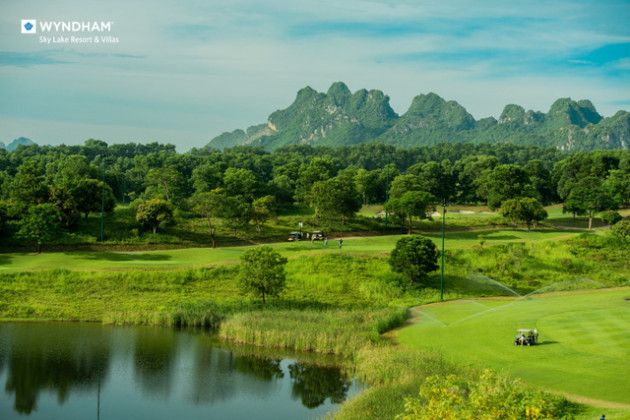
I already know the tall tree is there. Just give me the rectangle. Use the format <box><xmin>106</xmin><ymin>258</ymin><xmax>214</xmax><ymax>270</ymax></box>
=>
<box><xmin>9</xmin><ymin>160</ymin><xmax>48</xmax><ymax>215</ymax></box>
<box><xmin>145</xmin><ymin>166</ymin><xmax>184</xmax><ymax>202</ymax></box>
<box><xmin>221</xmin><ymin>195</ymin><xmax>251</xmax><ymax>236</ymax></box>
<box><xmin>49</xmin><ymin>185</ymin><xmax>80</xmax><ymax>228</ymax></box>
<box><xmin>189</xmin><ymin>189</ymin><xmax>227</xmax><ymax>248</ymax></box>
<box><xmin>18</xmin><ymin>203</ymin><xmax>61</xmax><ymax>253</ymax></box>
<box><xmin>251</xmin><ymin>195</ymin><xmax>276</xmax><ymax>233</ymax></box>
<box><xmin>389</xmin><ymin>236</ymin><xmax>439</xmax><ymax>287</ymax></box>
<box><xmin>74</xmin><ymin>179</ymin><xmax>116</xmax><ymax>219</ymax></box>
<box><xmin>295</xmin><ymin>157</ymin><xmax>336</xmax><ymax>204</ymax></box>
<box><xmin>0</xmin><ymin>201</ymin><xmax>7</xmax><ymax>237</ymax></box>
<box><xmin>389</xmin><ymin>174</ymin><xmax>422</xmax><ymax>200</ymax></box>
<box><xmin>386</xmin><ymin>191</ymin><xmax>436</xmax><ymax>234</ymax></box>
<box><xmin>604</xmin><ymin>169</ymin><xmax>630</xmax><ymax>208</ymax></box>
<box><xmin>524</xmin><ymin>160</ymin><xmax>556</xmax><ymax>204</ymax></box>
<box><xmin>191</xmin><ymin>161</ymin><xmax>226</xmax><ymax>193</ymax></box>
<box><xmin>223</xmin><ymin>167</ymin><xmax>262</xmax><ymax>202</ymax></box>
<box><xmin>485</xmin><ymin>164</ymin><xmax>535</xmax><ymax>210</ymax></box>
<box><xmin>355</xmin><ymin>169</ymin><xmax>373</xmax><ymax>206</ymax></box>
<box><xmin>238</xmin><ymin>246</ymin><xmax>287</xmax><ymax>304</ymax></box>
<box><xmin>564</xmin><ymin>176</ymin><xmax>616</xmax><ymax>230</ymax></box>
<box><xmin>309</xmin><ymin>176</ymin><xmax>361</xmax><ymax>226</ymax></box>
<box><xmin>334</xmin><ymin>169</ymin><xmax>362</xmax><ymax>224</ymax></box>
<box><xmin>501</xmin><ymin>197</ymin><xmax>548</xmax><ymax>230</ymax></box>
<box><xmin>415</xmin><ymin>161</ymin><xmax>457</xmax><ymax>205</ymax></box>
<box><xmin>136</xmin><ymin>199</ymin><xmax>174</xmax><ymax>234</ymax></box>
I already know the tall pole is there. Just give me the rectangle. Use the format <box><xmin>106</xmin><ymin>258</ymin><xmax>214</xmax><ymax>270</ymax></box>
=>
<box><xmin>440</xmin><ymin>202</ymin><xmax>446</xmax><ymax>300</ymax></box>
<box><xmin>101</xmin><ymin>156</ymin><xmax>106</xmax><ymax>243</ymax></box>
<box><xmin>384</xmin><ymin>154</ymin><xmax>390</xmax><ymax>229</ymax></box>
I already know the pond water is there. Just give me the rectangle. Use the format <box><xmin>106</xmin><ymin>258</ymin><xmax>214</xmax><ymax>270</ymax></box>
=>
<box><xmin>0</xmin><ymin>323</ymin><xmax>362</xmax><ymax>419</ymax></box>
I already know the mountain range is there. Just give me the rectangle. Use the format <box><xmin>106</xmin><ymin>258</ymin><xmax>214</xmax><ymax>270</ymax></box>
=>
<box><xmin>207</xmin><ymin>82</ymin><xmax>630</xmax><ymax>152</ymax></box>
<box><xmin>0</xmin><ymin>137</ymin><xmax>36</xmax><ymax>152</ymax></box>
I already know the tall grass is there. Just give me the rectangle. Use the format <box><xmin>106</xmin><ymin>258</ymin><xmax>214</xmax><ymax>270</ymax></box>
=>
<box><xmin>331</xmin><ymin>346</ymin><xmax>459</xmax><ymax>420</ymax></box>
<box><xmin>440</xmin><ymin>232</ymin><xmax>630</xmax><ymax>297</ymax></box>
<box><xmin>333</xmin><ymin>346</ymin><xmax>583</xmax><ymax>420</ymax></box>
<box><xmin>2</xmin><ymin>233</ymin><xmax>627</xmax><ymax>324</ymax></box>
<box><xmin>219</xmin><ymin>307</ymin><xmax>407</xmax><ymax>357</ymax></box>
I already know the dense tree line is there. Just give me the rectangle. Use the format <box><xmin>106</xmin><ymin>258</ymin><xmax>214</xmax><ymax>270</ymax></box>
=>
<box><xmin>0</xmin><ymin>140</ymin><xmax>628</xmax><ymax>247</ymax></box>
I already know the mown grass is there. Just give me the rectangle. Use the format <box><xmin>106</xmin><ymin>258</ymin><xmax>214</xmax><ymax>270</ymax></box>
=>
<box><xmin>2</xmin><ymin>230</ymin><xmax>629</xmax><ymax>418</ymax></box>
<box><xmin>396</xmin><ymin>289</ymin><xmax>630</xmax><ymax>405</ymax></box>
<box><xmin>0</xmin><ymin>228</ymin><xmax>585</xmax><ymax>272</ymax></box>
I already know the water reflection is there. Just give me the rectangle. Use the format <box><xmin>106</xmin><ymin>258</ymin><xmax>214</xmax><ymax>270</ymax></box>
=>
<box><xmin>0</xmin><ymin>323</ymin><xmax>359</xmax><ymax>419</ymax></box>
<box><xmin>289</xmin><ymin>363</ymin><xmax>352</xmax><ymax>409</ymax></box>
<box><xmin>2</xmin><ymin>323</ymin><xmax>109</xmax><ymax>415</ymax></box>
<box><xmin>133</xmin><ymin>327</ymin><xmax>178</xmax><ymax>397</ymax></box>
<box><xmin>237</xmin><ymin>356</ymin><xmax>284</xmax><ymax>381</ymax></box>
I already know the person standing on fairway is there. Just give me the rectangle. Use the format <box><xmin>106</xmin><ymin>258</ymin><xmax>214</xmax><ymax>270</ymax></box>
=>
<box><xmin>339</xmin><ymin>238</ymin><xmax>343</xmax><ymax>248</ymax></box>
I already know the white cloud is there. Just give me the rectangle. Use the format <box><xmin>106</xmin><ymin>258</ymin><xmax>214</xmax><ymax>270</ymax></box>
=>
<box><xmin>1</xmin><ymin>0</ymin><xmax>628</xmax><ymax>149</ymax></box>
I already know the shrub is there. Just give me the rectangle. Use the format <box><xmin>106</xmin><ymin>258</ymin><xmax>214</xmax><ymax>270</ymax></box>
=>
<box><xmin>600</xmin><ymin>210</ymin><xmax>622</xmax><ymax>226</ymax></box>
<box><xmin>612</xmin><ymin>219</ymin><xmax>630</xmax><ymax>241</ymax></box>
<box><xmin>399</xmin><ymin>370</ymin><xmax>580</xmax><ymax>419</ymax></box>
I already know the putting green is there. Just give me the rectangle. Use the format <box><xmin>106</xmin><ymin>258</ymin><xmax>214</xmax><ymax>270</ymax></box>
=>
<box><xmin>396</xmin><ymin>288</ymin><xmax>630</xmax><ymax>405</ymax></box>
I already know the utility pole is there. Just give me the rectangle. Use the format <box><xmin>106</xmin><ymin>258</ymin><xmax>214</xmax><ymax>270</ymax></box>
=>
<box><xmin>100</xmin><ymin>153</ymin><xmax>110</xmax><ymax>243</ymax></box>
<box><xmin>384</xmin><ymin>154</ymin><xmax>390</xmax><ymax>229</ymax></box>
<box><xmin>440</xmin><ymin>201</ymin><xmax>446</xmax><ymax>300</ymax></box>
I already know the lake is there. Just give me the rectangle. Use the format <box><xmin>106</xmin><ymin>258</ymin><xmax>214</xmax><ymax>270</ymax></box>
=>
<box><xmin>0</xmin><ymin>323</ymin><xmax>362</xmax><ymax>419</ymax></box>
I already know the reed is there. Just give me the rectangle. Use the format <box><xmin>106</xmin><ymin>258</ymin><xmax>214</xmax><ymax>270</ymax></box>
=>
<box><xmin>219</xmin><ymin>307</ymin><xmax>407</xmax><ymax>357</ymax></box>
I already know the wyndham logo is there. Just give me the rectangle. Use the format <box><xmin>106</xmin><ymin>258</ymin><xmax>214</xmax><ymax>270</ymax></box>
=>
<box><xmin>20</xmin><ymin>20</ymin><xmax>114</xmax><ymax>34</ymax></box>
<box><xmin>21</xmin><ymin>19</ymin><xmax>37</xmax><ymax>34</ymax></box>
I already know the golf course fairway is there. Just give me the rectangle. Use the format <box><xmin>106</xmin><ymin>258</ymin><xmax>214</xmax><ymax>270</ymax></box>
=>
<box><xmin>396</xmin><ymin>288</ymin><xmax>630</xmax><ymax>405</ymax></box>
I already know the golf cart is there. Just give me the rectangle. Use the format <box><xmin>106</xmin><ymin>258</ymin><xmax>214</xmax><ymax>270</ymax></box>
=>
<box><xmin>311</xmin><ymin>231</ymin><xmax>325</xmax><ymax>240</ymax></box>
<box><xmin>288</xmin><ymin>231</ymin><xmax>303</xmax><ymax>241</ymax></box>
<box><xmin>514</xmin><ymin>329</ymin><xmax>538</xmax><ymax>346</ymax></box>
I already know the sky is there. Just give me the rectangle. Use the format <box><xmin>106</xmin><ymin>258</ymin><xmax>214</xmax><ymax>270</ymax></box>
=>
<box><xmin>1</xmin><ymin>0</ymin><xmax>629</xmax><ymax>152</ymax></box>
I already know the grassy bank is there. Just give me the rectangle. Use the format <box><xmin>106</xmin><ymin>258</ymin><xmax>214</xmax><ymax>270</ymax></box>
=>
<box><xmin>2</xmin><ymin>231</ymin><xmax>628</xmax><ymax>418</ymax></box>
<box><xmin>333</xmin><ymin>345</ymin><xmax>585</xmax><ymax>419</ymax></box>
<box><xmin>4</xmin><ymin>233</ymin><xmax>626</xmax><ymax>323</ymax></box>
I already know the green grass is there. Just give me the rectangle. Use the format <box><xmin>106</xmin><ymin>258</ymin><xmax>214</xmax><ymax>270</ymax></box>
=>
<box><xmin>0</xmin><ymin>228</ymin><xmax>585</xmax><ymax>272</ymax></box>
<box><xmin>6</xmin><ymin>203</ymin><xmax>613</xmax><ymax>250</ymax></box>
<box><xmin>2</xmin><ymin>228</ymin><xmax>629</xmax><ymax>418</ymax></box>
<box><xmin>396</xmin><ymin>288</ymin><xmax>630</xmax><ymax>405</ymax></box>
<box><xmin>219</xmin><ymin>307</ymin><xmax>407</xmax><ymax>356</ymax></box>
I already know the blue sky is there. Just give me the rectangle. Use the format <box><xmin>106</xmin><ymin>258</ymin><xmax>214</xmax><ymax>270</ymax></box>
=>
<box><xmin>0</xmin><ymin>0</ymin><xmax>629</xmax><ymax>151</ymax></box>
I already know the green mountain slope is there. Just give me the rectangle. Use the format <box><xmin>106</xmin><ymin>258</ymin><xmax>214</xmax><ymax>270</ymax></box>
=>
<box><xmin>1</xmin><ymin>137</ymin><xmax>36</xmax><ymax>152</ymax></box>
<box><xmin>207</xmin><ymin>83</ymin><xmax>630</xmax><ymax>151</ymax></box>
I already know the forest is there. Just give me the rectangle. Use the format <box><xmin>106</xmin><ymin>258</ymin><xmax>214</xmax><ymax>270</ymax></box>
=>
<box><xmin>0</xmin><ymin>139</ymin><xmax>629</xmax><ymax>249</ymax></box>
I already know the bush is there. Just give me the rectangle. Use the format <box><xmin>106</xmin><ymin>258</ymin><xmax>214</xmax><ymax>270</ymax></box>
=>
<box><xmin>612</xmin><ymin>219</ymin><xmax>630</xmax><ymax>240</ymax></box>
<box><xmin>399</xmin><ymin>370</ymin><xmax>580</xmax><ymax>419</ymax></box>
<box><xmin>600</xmin><ymin>210</ymin><xmax>622</xmax><ymax>226</ymax></box>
